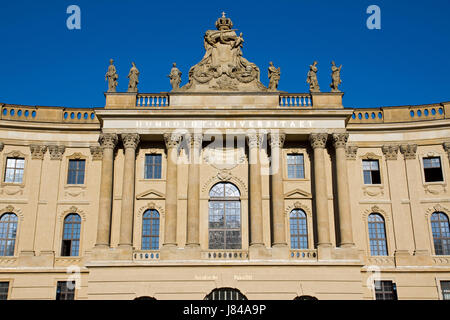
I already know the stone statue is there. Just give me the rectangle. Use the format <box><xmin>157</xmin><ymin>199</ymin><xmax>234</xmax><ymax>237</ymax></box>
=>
<box><xmin>307</xmin><ymin>61</ymin><xmax>320</xmax><ymax>93</ymax></box>
<box><xmin>268</xmin><ymin>62</ymin><xmax>281</xmax><ymax>91</ymax></box>
<box><xmin>168</xmin><ymin>63</ymin><xmax>182</xmax><ymax>91</ymax></box>
<box><xmin>105</xmin><ymin>59</ymin><xmax>118</xmax><ymax>92</ymax></box>
<box><xmin>330</xmin><ymin>61</ymin><xmax>342</xmax><ymax>92</ymax></box>
<box><xmin>127</xmin><ymin>62</ymin><xmax>140</xmax><ymax>93</ymax></box>
<box><xmin>181</xmin><ymin>13</ymin><xmax>267</xmax><ymax>92</ymax></box>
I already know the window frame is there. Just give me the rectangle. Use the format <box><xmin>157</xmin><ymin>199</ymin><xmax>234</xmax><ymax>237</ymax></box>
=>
<box><xmin>420</xmin><ymin>154</ymin><xmax>446</xmax><ymax>186</ymax></box>
<box><xmin>286</xmin><ymin>153</ymin><xmax>305</xmax><ymax>180</ymax></box>
<box><xmin>141</xmin><ymin>209</ymin><xmax>160</xmax><ymax>250</ymax></box>
<box><xmin>374</xmin><ymin>280</ymin><xmax>398</xmax><ymax>300</ymax></box>
<box><xmin>60</xmin><ymin>213</ymin><xmax>82</xmax><ymax>257</ymax></box>
<box><xmin>422</xmin><ymin>156</ymin><xmax>444</xmax><ymax>183</ymax></box>
<box><xmin>430</xmin><ymin>212</ymin><xmax>450</xmax><ymax>256</ymax></box>
<box><xmin>289</xmin><ymin>209</ymin><xmax>309</xmax><ymax>250</ymax></box>
<box><xmin>283</xmin><ymin>149</ymin><xmax>310</xmax><ymax>181</ymax></box>
<box><xmin>0</xmin><ymin>213</ymin><xmax>19</xmax><ymax>257</ymax></box>
<box><xmin>66</xmin><ymin>159</ymin><xmax>86</xmax><ymax>185</ymax></box>
<box><xmin>367</xmin><ymin>213</ymin><xmax>389</xmax><ymax>256</ymax></box>
<box><xmin>362</xmin><ymin>159</ymin><xmax>382</xmax><ymax>185</ymax></box>
<box><xmin>0</xmin><ymin>281</ymin><xmax>10</xmax><ymax>300</ymax></box>
<box><xmin>144</xmin><ymin>153</ymin><xmax>163</xmax><ymax>180</ymax></box>
<box><xmin>1</xmin><ymin>150</ymin><xmax>28</xmax><ymax>187</ymax></box>
<box><xmin>55</xmin><ymin>281</ymin><xmax>76</xmax><ymax>300</ymax></box>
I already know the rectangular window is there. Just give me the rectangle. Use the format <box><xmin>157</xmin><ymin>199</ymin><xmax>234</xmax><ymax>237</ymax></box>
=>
<box><xmin>0</xmin><ymin>282</ymin><xmax>9</xmax><ymax>300</ymax></box>
<box><xmin>287</xmin><ymin>154</ymin><xmax>305</xmax><ymax>179</ymax></box>
<box><xmin>363</xmin><ymin>160</ymin><xmax>381</xmax><ymax>184</ymax></box>
<box><xmin>441</xmin><ymin>281</ymin><xmax>450</xmax><ymax>300</ymax></box>
<box><xmin>374</xmin><ymin>281</ymin><xmax>397</xmax><ymax>300</ymax></box>
<box><xmin>4</xmin><ymin>157</ymin><xmax>25</xmax><ymax>184</ymax></box>
<box><xmin>423</xmin><ymin>157</ymin><xmax>444</xmax><ymax>182</ymax></box>
<box><xmin>67</xmin><ymin>159</ymin><xmax>85</xmax><ymax>185</ymax></box>
<box><xmin>144</xmin><ymin>154</ymin><xmax>162</xmax><ymax>179</ymax></box>
<box><xmin>56</xmin><ymin>281</ymin><xmax>75</xmax><ymax>300</ymax></box>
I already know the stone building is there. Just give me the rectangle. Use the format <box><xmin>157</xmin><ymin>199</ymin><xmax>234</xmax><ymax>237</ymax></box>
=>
<box><xmin>0</xmin><ymin>14</ymin><xmax>449</xmax><ymax>300</ymax></box>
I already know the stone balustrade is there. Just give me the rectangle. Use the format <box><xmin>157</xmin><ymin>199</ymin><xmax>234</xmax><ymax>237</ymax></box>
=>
<box><xmin>136</xmin><ymin>94</ymin><xmax>170</xmax><ymax>107</ymax></box>
<box><xmin>133</xmin><ymin>250</ymin><xmax>160</xmax><ymax>261</ymax></box>
<box><xmin>202</xmin><ymin>250</ymin><xmax>248</xmax><ymax>260</ymax></box>
<box><xmin>289</xmin><ymin>249</ymin><xmax>318</xmax><ymax>260</ymax></box>
<box><xmin>279</xmin><ymin>93</ymin><xmax>312</xmax><ymax>107</ymax></box>
<box><xmin>350</xmin><ymin>103</ymin><xmax>449</xmax><ymax>124</ymax></box>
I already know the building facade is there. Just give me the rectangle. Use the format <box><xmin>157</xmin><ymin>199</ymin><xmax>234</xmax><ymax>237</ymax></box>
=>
<box><xmin>0</xmin><ymin>14</ymin><xmax>450</xmax><ymax>300</ymax></box>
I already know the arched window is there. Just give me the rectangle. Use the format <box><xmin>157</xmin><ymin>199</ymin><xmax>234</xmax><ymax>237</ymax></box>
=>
<box><xmin>142</xmin><ymin>209</ymin><xmax>160</xmax><ymax>250</ymax></box>
<box><xmin>431</xmin><ymin>212</ymin><xmax>450</xmax><ymax>255</ymax></box>
<box><xmin>368</xmin><ymin>213</ymin><xmax>388</xmax><ymax>256</ymax></box>
<box><xmin>294</xmin><ymin>295</ymin><xmax>318</xmax><ymax>300</ymax></box>
<box><xmin>290</xmin><ymin>209</ymin><xmax>308</xmax><ymax>249</ymax></box>
<box><xmin>208</xmin><ymin>182</ymin><xmax>241</xmax><ymax>249</ymax></box>
<box><xmin>0</xmin><ymin>213</ymin><xmax>18</xmax><ymax>256</ymax></box>
<box><xmin>204</xmin><ymin>288</ymin><xmax>247</xmax><ymax>300</ymax></box>
<box><xmin>61</xmin><ymin>214</ymin><xmax>81</xmax><ymax>256</ymax></box>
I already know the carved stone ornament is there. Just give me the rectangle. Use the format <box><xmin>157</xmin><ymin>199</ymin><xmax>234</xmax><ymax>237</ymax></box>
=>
<box><xmin>30</xmin><ymin>144</ymin><xmax>47</xmax><ymax>160</ymax></box>
<box><xmin>164</xmin><ymin>132</ymin><xmax>182</xmax><ymax>149</ymax></box>
<box><xmin>381</xmin><ymin>145</ymin><xmax>399</xmax><ymax>160</ymax></box>
<box><xmin>180</xmin><ymin>12</ymin><xmax>267</xmax><ymax>92</ymax></box>
<box><xmin>269</xmin><ymin>133</ymin><xmax>285</xmax><ymax>149</ymax></box>
<box><xmin>168</xmin><ymin>63</ymin><xmax>182</xmax><ymax>91</ymax></box>
<box><xmin>121</xmin><ymin>133</ymin><xmax>140</xmax><ymax>150</ymax></box>
<box><xmin>268</xmin><ymin>62</ymin><xmax>281</xmax><ymax>92</ymax></box>
<box><xmin>98</xmin><ymin>133</ymin><xmax>118</xmax><ymax>149</ymax></box>
<box><xmin>90</xmin><ymin>146</ymin><xmax>103</xmax><ymax>161</ymax></box>
<box><xmin>332</xmin><ymin>133</ymin><xmax>349</xmax><ymax>149</ymax></box>
<box><xmin>127</xmin><ymin>62</ymin><xmax>140</xmax><ymax>93</ymax></box>
<box><xmin>399</xmin><ymin>144</ymin><xmax>418</xmax><ymax>160</ymax></box>
<box><xmin>48</xmin><ymin>145</ymin><xmax>65</xmax><ymax>160</ymax></box>
<box><xmin>247</xmin><ymin>133</ymin><xmax>263</xmax><ymax>149</ymax></box>
<box><xmin>105</xmin><ymin>59</ymin><xmax>118</xmax><ymax>93</ymax></box>
<box><xmin>309</xmin><ymin>133</ymin><xmax>328</xmax><ymax>149</ymax></box>
<box><xmin>187</xmin><ymin>133</ymin><xmax>203</xmax><ymax>149</ymax></box>
<box><xmin>443</xmin><ymin>142</ymin><xmax>450</xmax><ymax>161</ymax></box>
<box><xmin>346</xmin><ymin>145</ymin><xmax>358</xmax><ymax>160</ymax></box>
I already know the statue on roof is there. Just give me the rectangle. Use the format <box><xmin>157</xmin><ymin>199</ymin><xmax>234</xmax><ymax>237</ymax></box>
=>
<box><xmin>105</xmin><ymin>59</ymin><xmax>118</xmax><ymax>92</ymax></box>
<box><xmin>168</xmin><ymin>63</ymin><xmax>182</xmax><ymax>91</ymax></box>
<box><xmin>330</xmin><ymin>61</ymin><xmax>342</xmax><ymax>92</ymax></box>
<box><xmin>307</xmin><ymin>61</ymin><xmax>320</xmax><ymax>93</ymax></box>
<box><xmin>181</xmin><ymin>13</ymin><xmax>267</xmax><ymax>92</ymax></box>
<box><xmin>268</xmin><ymin>62</ymin><xmax>281</xmax><ymax>91</ymax></box>
<box><xmin>127</xmin><ymin>62</ymin><xmax>140</xmax><ymax>93</ymax></box>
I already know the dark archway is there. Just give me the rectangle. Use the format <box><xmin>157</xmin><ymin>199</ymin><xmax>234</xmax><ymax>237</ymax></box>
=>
<box><xmin>204</xmin><ymin>288</ymin><xmax>247</xmax><ymax>300</ymax></box>
<box><xmin>294</xmin><ymin>295</ymin><xmax>318</xmax><ymax>300</ymax></box>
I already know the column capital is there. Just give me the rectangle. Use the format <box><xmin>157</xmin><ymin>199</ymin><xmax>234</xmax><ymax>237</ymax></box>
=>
<box><xmin>90</xmin><ymin>146</ymin><xmax>104</xmax><ymax>161</ymax></box>
<box><xmin>48</xmin><ymin>145</ymin><xmax>65</xmax><ymax>160</ymax></box>
<box><xmin>121</xmin><ymin>133</ymin><xmax>140</xmax><ymax>150</ymax></box>
<box><xmin>30</xmin><ymin>144</ymin><xmax>47</xmax><ymax>160</ymax></box>
<box><xmin>332</xmin><ymin>133</ymin><xmax>349</xmax><ymax>149</ymax></box>
<box><xmin>98</xmin><ymin>133</ymin><xmax>118</xmax><ymax>149</ymax></box>
<box><xmin>187</xmin><ymin>133</ymin><xmax>203</xmax><ymax>149</ymax></box>
<box><xmin>164</xmin><ymin>132</ymin><xmax>182</xmax><ymax>149</ymax></box>
<box><xmin>309</xmin><ymin>133</ymin><xmax>328</xmax><ymax>149</ymax></box>
<box><xmin>382</xmin><ymin>144</ymin><xmax>399</xmax><ymax>160</ymax></box>
<box><xmin>346</xmin><ymin>145</ymin><xmax>358</xmax><ymax>160</ymax></box>
<box><xmin>247</xmin><ymin>133</ymin><xmax>263</xmax><ymax>149</ymax></box>
<box><xmin>269</xmin><ymin>133</ymin><xmax>285</xmax><ymax>149</ymax></box>
<box><xmin>399</xmin><ymin>144</ymin><xmax>418</xmax><ymax>160</ymax></box>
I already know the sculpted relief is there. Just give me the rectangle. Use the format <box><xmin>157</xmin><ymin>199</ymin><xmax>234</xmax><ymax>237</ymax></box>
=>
<box><xmin>180</xmin><ymin>13</ymin><xmax>268</xmax><ymax>92</ymax></box>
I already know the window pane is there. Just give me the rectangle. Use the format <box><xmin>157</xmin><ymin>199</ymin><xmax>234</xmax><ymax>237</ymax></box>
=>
<box><xmin>145</xmin><ymin>154</ymin><xmax>162</xmax><ymax>179</ymax></box>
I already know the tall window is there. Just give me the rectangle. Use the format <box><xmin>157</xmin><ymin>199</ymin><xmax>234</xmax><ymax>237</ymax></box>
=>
<box><xmin>368</xmin><ymin>213</ymin><xmax>388</xmax><ymax>256</ymax></box>
<box><xmin>204</xmin><ymin>288</ymin><xmax>247</xmax><ymax>300</ymax></box>
<box><xmin>0</xmin><ymin>213</ymin><xmax>18</xmax><ymax>256</ymax></box>
<box><xmin>290</xmin><ymin>209</ymin><xmax>308</xmax><ymax>249</ymax></box>
<box><xmin>287</xmin><ymin>154</ymin><xmax>305</xmax><ymax>179</ymax></box>
<box><xmin>374</xmin><ymin>281</ymin><xmax>397</xmax><ymax>300</ymax></box>
<box><xmin>0</xmin><ymin>282</ymin><xmax>9</xmax><ymax>300</ymax></box>
<box><xmin>67</xmin><ymin>159</ymin><xmax>85</xmax><ymax>185</ymax></box>
<box><xmin>431</xmin><ymin>212</ymin><xmax>450</xmax><ymax>255</ymax></box>
<box><xmin>423</xmin><ymin>157</ymin><xmax>444</xmax><ymax>182</ymax></box>
<box><xmin>363</xmin><ymin>160</ymin><xmax>381</xmax><ymax>184</ymax></box>
<box><xmin>142</xmin><ymin>209</ymin><xmax>160</xmax><ymax>250</ymax></box>
<box><xmin>56</xmin><ymin>281</ymin><xmax>75</xmax><ymax>300</ymax></box>
<box><xmin>208</xmin><ymin>182</ymin><xmax>241</xmax><ymax>249</ymax></box>
<box><xmin>61</xmin><ymin>214</ymin><xmax>81</xmax><ymax>256</ymax></box>
<box><xmin>144</xmin><ymin>154</ymin><xmax>162</xmax><ymax>179</ymax></box>
<box><xmin>441</xmin><ymin>281</ymin><xmax>450</xmax><ymax>300</ymax></box>
<box><xmin>4</xmin><ymin>157</ymin><xmax>25</xmax><ymax>184</ymax></box>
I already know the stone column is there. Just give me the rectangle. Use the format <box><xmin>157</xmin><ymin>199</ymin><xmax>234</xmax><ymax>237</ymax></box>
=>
<box><xmin>309</xmin><ymin>133</ymin><xmax>332</xmax><ymax>249</ymax></box>
<box><xmin>118</xmin><ymin>133</ymin><xmax>140</xmax><ymax>248</ymax></box>
<box><xmin>163</xmin><ymin>133</ymin><xmax>181</xmax><ymax>247</ymax></box>
<box><xmin>332</xmin><ymin>133</ymin><xmax>354</xmax><ymax>247</ymax></box>
<box><xmin>95</xmin><ymin>134</ymin><xmax>118</xmax><ymax>247</ymax></box>
<box><xmin>248</xmin><ymin>133</ymin><xmax>264</xmax><ymax>247</ymax></box>
<box><xmin>269</xmin><ymin>133</ymin><xmax>287</xmax><ymax>247</ymax></box>
<box><xmin>186</xmin><ymin>133</ymin><xmax>202</xmax><ymax>247</ymax></box>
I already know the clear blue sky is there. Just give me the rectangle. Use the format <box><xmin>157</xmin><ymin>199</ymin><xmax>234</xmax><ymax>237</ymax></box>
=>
<box><xmin>0</xmin><ymin>0</ymin><xmax>449</xmax><ymax>109</ymax></box>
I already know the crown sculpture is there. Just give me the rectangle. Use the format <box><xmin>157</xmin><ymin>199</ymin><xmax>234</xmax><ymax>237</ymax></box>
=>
<box><xmin>178</xmin><ymin>13</ymin><xmax>271</xmax><ymax>92</ymax></box>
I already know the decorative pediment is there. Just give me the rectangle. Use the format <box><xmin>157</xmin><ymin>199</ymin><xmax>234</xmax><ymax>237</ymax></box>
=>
<box><xmin>136</xmin><ymin>189</ymin><xmax>165</xmax><ymax>200</ymax></box>
<box><xmin>284</xmin><ymin>188</ymin><xmax>312</xmax><ymax>199</ymax></box>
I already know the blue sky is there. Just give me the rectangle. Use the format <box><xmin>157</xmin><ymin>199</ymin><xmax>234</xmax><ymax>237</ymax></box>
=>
<box><xmin>0</xmin><ymin>0</ymin><xmax>449</xmax><ymax>109</ymax></box>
